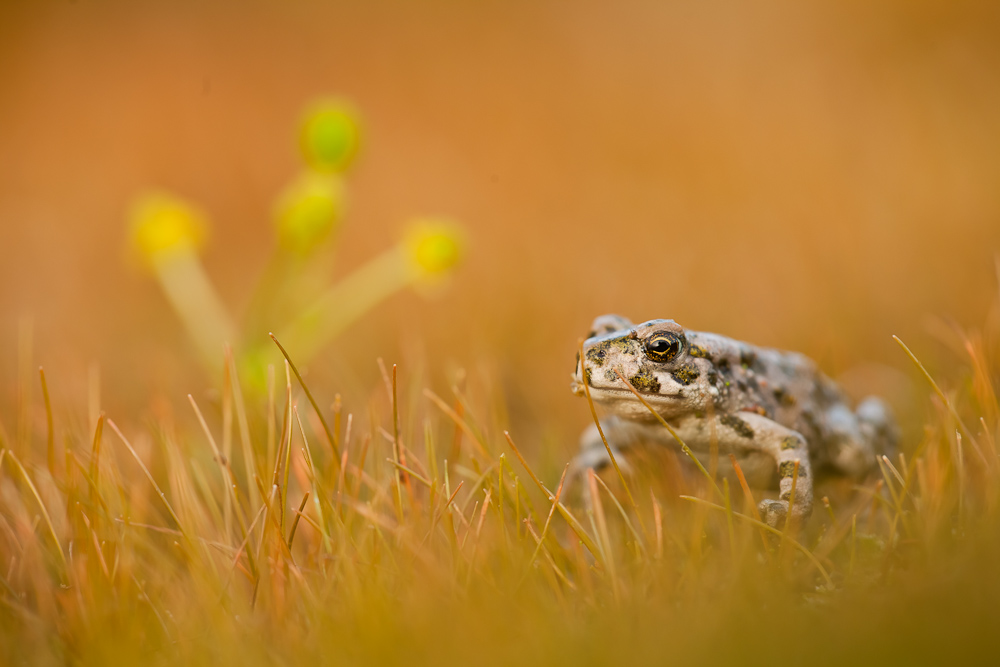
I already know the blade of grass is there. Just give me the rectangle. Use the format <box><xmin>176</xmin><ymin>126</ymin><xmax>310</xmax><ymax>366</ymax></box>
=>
<box><xmin>386</xmin><ymin>459</ymin><xmax>432</xmax><ymax>488</ymax></box>
<box><xmin>503</xmin><ymin>430</ymin><xmax>601</xmax><ymax>559</ymax></box>
<box><xmin>225</xmin><ymin>347</ymin><xmax>258</xmax><ymax>511</ymax></box>
<box><xmin>287</xmin><ymin>492</ymin><xmax>310</xmax><ymax>549</ymax></box>
<box><xmin>38</xmin><ymin>368</ymin><xmax>55</xmax><ymax>478</ymax></box>
<box><xmin>680</xmin><ymin>495</ymin><xmax>833</xmax><ymax>586</ymax></box>
<box><xmin>107</xmin><ymin>419</ymin><xmax>187</xmax><ymax>538</ymax></box>
<box><xmin>894</xmin><ymin>335</ymin><xmax>990</xmax><ymax>468</ymax></box>
<box><xmin>729</xmin><ymin>453</ymin><xmax>772</xmax><ymax>561</ymax></box>
<box><xmin>89</xmin><ymin>412</ymin><xmax>105</xmax><ymax>491</ymax></box>
<box><xmin>578</xmin><ymin>340</ymin><xmax>647</xmax><ymax>541</ymax></box>
<box><xmin>591</xmin><ymin>472</ymin><xmax>647</xmax><ymax>557</ymax></box>
<box><xmin>281</xmin><ymin>362</ymin><xmax>294</xmax><ymax>529</ymax></box>
<box><xmin>188</xmin><ymin>395</ymin><xmax>232</xmax><ymax>530</ymax></box>
<box><xmin>270</xmin><ymin>333</ymin><xmax>339</xmax><ymax>463</ymax></box>
<box><xmin>294</xmin><ymin>406</ymin><xmax>333</xmax><ymax>554</ymax></box>
<box><xmin>424</xmin><ymin>389</ymin><xmax>491</xmax><ymax>459</ymax></box>
<box><xmin>6</xmin><ymin>451</ymin><xmax>67</xmax><ymax>574</ymax></box>
<box><xmin>523</xmin><ymin>518</ymin><xmax>577</xmax><ymax>592</ymax></box>
<box><xmin>520</xmin><ymin>463</ymin><xmax>569</xmax><ymax>586</ymax></box>
<box><xmin>611</xmin><ymin>367</ymin><xmax>723</xmax><ymax>501</ymax></box>
<box><xmin>588</xmin><ymin>469</ymin><xmax>620</xmax><ymax>603</ymax></box>
<box><xmin>390</xmin><ymin>364</ymin><xmax>408</xmax><ymax>518</ymax></box>
<box><xmin>778</xmin><ymin>460</ymin><xmax>800</xmax><ymax>560</ymax></box>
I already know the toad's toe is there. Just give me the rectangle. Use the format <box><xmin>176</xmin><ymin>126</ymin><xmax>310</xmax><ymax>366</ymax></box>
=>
<box><xmin>758</xmin><ymin>499</ymin><xmax>788</xmax><ymax>529</ymax></box>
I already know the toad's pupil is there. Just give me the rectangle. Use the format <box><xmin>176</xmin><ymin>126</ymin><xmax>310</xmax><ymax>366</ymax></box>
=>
<box><xmin>652</xmin><ymin>340</ymin><xmax>669</xmax><ymax>352</ymax></box>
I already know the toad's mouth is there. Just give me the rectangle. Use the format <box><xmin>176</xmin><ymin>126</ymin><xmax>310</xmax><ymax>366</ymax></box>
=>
<box><xmin>570</xmin><ymin>379</ymin><xmax>673</xmax><ymax>401</ymax></box>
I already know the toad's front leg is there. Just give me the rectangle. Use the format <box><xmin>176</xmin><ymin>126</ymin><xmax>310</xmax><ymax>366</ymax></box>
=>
<box><xmin>671</xmin><ymin>411</ymin><xmax>814</xmax><ymax>528</ymax></box>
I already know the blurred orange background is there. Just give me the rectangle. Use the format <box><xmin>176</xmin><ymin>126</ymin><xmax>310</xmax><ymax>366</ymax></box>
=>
<box><xmin>1</xmin><ymin>0</ymin><xmax>998</xmax><ymax>452</ymax></box>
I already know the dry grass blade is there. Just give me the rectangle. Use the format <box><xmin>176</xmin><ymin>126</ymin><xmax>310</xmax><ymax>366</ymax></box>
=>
<box><xmin>590</xmin><ymin>472</ymin><xmax>646</xmax><ymax>556</ymax></box>
<box><xmin>680</xmin><ymin>495</ymin><xmax>833</xmax><ymax>586</ymax></box>
<box><xmin>893</xmin><ymin>335</ymin><xmax>990</xmax><ymax>468</ymax></box>
<box><xmin>424</xmin><ymin>389</ymin><xmax>491</xmax><ymax>459</ymax></box>
<box><xmin>611</xmin><ymin>367</ymin><xmax>724</xmax><ymax>501</ymax></box>
<box><xmin>107</xmin><ymin>419</ymin><xmax>187</xmax><ymax>538</ymax></box>
<box><xmin>579</xmin><ymin>339</ymin><xmax>647</xmax><ymax>540</ymax></box>
<box><xmin>465</xmin><ymin>489</ymin><xmax>492</xmax><ymax>587</ymax></box>
<box><xmin>225</xmin><ymin>346</ymin><xmax>258</xmax><ymax>508</ymax></box>
<box><xmin>39</xmin><ymin>367</ymin><xmax>55</xmax><ymax>477</ymax></box>
<box><xmin>89</xmin><ymin>412</ymin><xmax>105</xmax><ymax>487</ymax></box>
<box><xmin>269</xmin><ymin>332</ymin><xmax>340</xmax><ymax>463</ymax></box>
<box><xmin>293</xmin><ymin>406</ymin><xmax>333</xmax><ymax>553</ymax></box>
<box><xmin>287</xmin><ymin>492</ymin><xmax>310</xmax><ymax>549</ymax></box>
<box><xmin>6</xmin><ymin>450</ymin><xmax>67</xmax><ymax>573</ymax></box>
<box><xmin>389</xmin><ymin>364</ymin><xmax>407</xmax><ymax>518</ymax></box>
<box><xmin>729</xmin><ymin>453</ymin><xmax>772</xmax><ymax>560</ymax></box>
<box><xmin>189</xmin><ymin>393</ymin><xmax>251</xmax><ymax>547</ymax></box>
<box><xmin>523</xmin><ymin>519</ymin><xmax>577</xmax><ymax>592</ymax></box>
<box><xmin>503</xmin><ymin>430</ymin><xmax>601</xmax><ymax>558</ymax></box>
<box><xmin>521</xmin><ymin>463</ymin><xmax>569</xmax><ymax>585</ymax></box>
<box><xmin>588</xmin><ymin>469</ymin><xmax>620</xmax><ymax>602</ymax></box>
<box><xmin>386</xmin><ymin>459</ymin><xmax>432</xmax><ymax>488</ymax></box>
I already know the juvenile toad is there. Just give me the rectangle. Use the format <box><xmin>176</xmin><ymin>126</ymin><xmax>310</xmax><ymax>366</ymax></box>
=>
<box><xmin>570</xmin><ymin>315</ymin><xmax>897</xmax><ymax>526</ymax></box>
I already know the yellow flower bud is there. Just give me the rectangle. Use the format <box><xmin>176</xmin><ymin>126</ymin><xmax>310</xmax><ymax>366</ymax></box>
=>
<box><xmin>128</xmin><ymin>192</ymin><xmax>208</xmax><ymax>268</ymax></box>
<box><xmin>274</xmin><ymin>173</ymin><xmax>346</xmax><ymax>255</ymax></box>
<box><xmin>402</xmin><ymin>218</ymin><xmax>466</xmax><ymax>278</ymax></box>
<box><xmin>299</xmin><ymin>101</ymin><xmax>362</xmax><ymax>173</ymax></box>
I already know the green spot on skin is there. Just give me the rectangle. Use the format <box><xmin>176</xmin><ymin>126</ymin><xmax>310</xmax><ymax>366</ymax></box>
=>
<box><xmin>586</xmin><ymin>347</ymin><xmax>608</xmax><ymax>367</ymax></box>
<box><xmin>778</xmin><ymin>461</ymin><xmax>805</xmax><ymax>478</ymax></box>
<box><xmin>780</xmin><ymin>435</ymin><xmax>801</xmax><ymax>450</ymax></box>
<box><xmin>629</xmin><ymin>367</ymin><xmax>661</xmax><ymax>393</ymax></box>
<box><xmin>670</xmin><ymin>363</ymin><xmax>700</xmax><ymax>386</ymax></box>
<box><xmin>688</xmin><ymin>344</ymin><xmax>710</xmax><ymax>359</ymax></box>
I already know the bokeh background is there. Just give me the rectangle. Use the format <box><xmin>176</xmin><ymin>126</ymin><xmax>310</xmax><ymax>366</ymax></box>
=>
<box><xmin>2</xmin><ymin>0</ymin><xmax>999</xmax><ymax>454</ymax></box>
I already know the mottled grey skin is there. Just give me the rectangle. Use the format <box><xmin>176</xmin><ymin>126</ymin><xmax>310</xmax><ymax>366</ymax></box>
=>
<box><xmin>571</xmin><ymin>315</ymin><xmax>897</xmax><ymax>527</ymax></box>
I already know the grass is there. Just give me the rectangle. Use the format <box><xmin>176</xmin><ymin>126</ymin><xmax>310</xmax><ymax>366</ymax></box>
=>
<box><xmin>1</xmin><ymin>292</ymin><xmax>999</xmax><ymax>666</ymax></box>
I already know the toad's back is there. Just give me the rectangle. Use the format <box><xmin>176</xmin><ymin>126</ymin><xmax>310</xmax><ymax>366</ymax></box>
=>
<box><xmin>686</xmin><ymin>330</ymin><xmax>860</xmax><ymax>470</ymax></box>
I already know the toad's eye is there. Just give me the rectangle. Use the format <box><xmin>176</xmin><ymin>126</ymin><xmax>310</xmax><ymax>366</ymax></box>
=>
<box><xmin>644</xmin><ymin>331</ymin><xmax>683</xmax><ymax>363</ymax></box>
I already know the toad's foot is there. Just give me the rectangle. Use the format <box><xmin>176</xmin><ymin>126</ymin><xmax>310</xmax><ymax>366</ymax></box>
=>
<box><xmin>759</xmin><ymin>499</ymin><xmax>787</xmax><ymax>528</ymax></box>
<box><xmin>758</xmin><ymin>498</ymin><xmax>811</xmax><ymax>529</ymax></box>
<box><xmin>568</xmin><ymin>445</ymin><xmax>633</xmax><ymax>482</ymax></box>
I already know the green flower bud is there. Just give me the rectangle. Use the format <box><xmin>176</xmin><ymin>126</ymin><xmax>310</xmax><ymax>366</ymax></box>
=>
<box><xmin>299</xmin><ymin>101</ymin><xmax>362</xmax><ymax>173</ymax></box>
<box><xmin>274</xmin><ymin>173</ymin><xmax>346</xmax><ymax>255</ymax></box>
<box><xmin>402</xmin><ymin>218</ymin><xmax>466</xmax><ymax>278</ymax></box>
